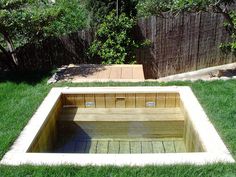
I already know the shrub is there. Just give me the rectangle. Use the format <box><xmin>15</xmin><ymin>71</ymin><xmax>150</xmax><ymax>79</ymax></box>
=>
<box><xmin>88</xmin><ymin>11</ymin><xmax>139</xmax><ymax>64</ymax></box>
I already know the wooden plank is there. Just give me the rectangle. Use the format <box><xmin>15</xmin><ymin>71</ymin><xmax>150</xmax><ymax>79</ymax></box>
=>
<box><xmin>97</xmin><ymin>67</ymin><xmax>111</xmax><ymax>79</ymax></box>
<box><xmin>135</xmin><ymin>93</ymin><xmax>145</xmax><ymax>108</ymax></box>
<box><xmin>95</xmin><ymin>94</ymin><xmax>105</xmax><ymax>108</ymax></box>
<box><xmin>87</xmin><ymin>140</ymin><xmax>97</xmax><ymax>153</ymax></box>
<box><xmin>75</xmin><ymin>141</ymin><xmax>87</xmax><ymax>153</ymax></box>
<box><xmin>175</xmin><ymin>93</ymin><xmax>180</xmax><ymax>107</ymax></box>
<box><xmin>84</xmin><ymin>94</ymin><xmax>95</xmax><ymax>108</ymax></box>
<box><xmin>108</xmin><ymin>141</ymin><xmax>120</xmax><ymax>153</ymax></box>
<box><xmin>121</xmin><ymin>67</ymin><xmax>133</xmax><ymax>79</ymax></box>
<box><xmin>145</xmin><ymin>93</ymin><xmax>156</xmax><ymax>108</ymax></box>
<box><xmin>141</xmin><ymin>141</ymin><xmax>153</xmax><ymax>153</ymax></box>
<box><xmin>132</xmin><ymin>65</ymin><xmax>145</xmax><ymax>79</ymax></box>
<box><xmin>163</xmin><ymin>141</ymin><xmax>175</xmax><ymax>153</ymax></box>
<box><xmin>130</xmin><ymin>141</ymin><xmax>141</xmax><ymax>153</ymax></box>
<box><xmin>105</xmin><ymin>94</ymin><xmax>116</xmax><ymax>108</ymax></box>
<box><xmin>109</xmin><ymin>67</ymin><xmax>122</xmax><ymax>79</ymax></box>
<box><xmin>116</xmin><ymin>94</ymin><xmax>125</xmax><ymax>108</ymax></box>
<box><xmin>165</xmin><ymin>93</ymin><xmax>176</xmax><ymax>107</ymax></box>
<box><xmin>152</xmin><ymin>141</ymin><xmax>164</xmax><ymax>153</ymax></box>
<box><xmin>119</xmin><ymin>141</ymin><xmax>130</xmax><ymax>153</ymax></box>
<box><xmin>74</xmin><ymin>94</ymin><xmax>85</xmax><ymax>108</ymax></box>
<box><xmin>125</xmin><ymin>93</ymin><xmax>135</xmax><ymax>108</ymax></box>
<box><xmin>59</xmin><ymin>108</ymin><xmax>184</xmax><ymax>122</ymax></box>
<box><xmin>64</xmin><ymin>94</ymin><xmax>75</xmax><ymax>106</ymax></box>
<box><xmin>62</xmin><ymin>141</ymin><xmax>76</xmax><ymax>153</ymax></box>
<box><xmin>156</xmin><ymin>93</ymin><xmax>166</xmax><ymax>108</ymax></box>
<box><xmin>174</xmin><ymin>140</ymin><xmax>186</xmax><ymax>152</ymax></box>
<box><xmin>96</xmin><ymin>141</ymin><xmax>108</xmax><ymax>153</ymax></box>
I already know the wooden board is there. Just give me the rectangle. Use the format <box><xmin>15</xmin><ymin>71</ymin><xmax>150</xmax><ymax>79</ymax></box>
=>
<box><xmin>62</xmin><ymin>93</ymin><xmax>180</xmax><ymax>108</ymax></box>
<box><xmin>59</xmin><ymin>108</ymin><xmax>184</xmax><ymax>122</ymax></box>
<box><xmin>53</xmin><ymin>139</ymin><xmax>187</xmax><ymax>154</ymax></box>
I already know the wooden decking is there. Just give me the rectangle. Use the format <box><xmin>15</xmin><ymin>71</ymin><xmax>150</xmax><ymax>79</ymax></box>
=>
<box><xmin>54</xmin><ymin>139</ymin><xmax>186</xmax><ymax>153</ymax></box>
<box><xmin>63</xmin><ymin>64</ymin><xmax>145</xmax><ymax>82</ymax></box>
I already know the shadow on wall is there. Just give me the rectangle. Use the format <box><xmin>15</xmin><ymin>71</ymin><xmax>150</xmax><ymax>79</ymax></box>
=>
<box><xmin>55</xmin><ymin>64</ymin><xmax>106</xmax><ymax>81</ymax></box>
<box><xmin>133</xmin><ymin>23</ymin><xmax>157</xmax><ymax>79</ymax></box>
<box><xmin>0</xmin><ymin>28</ymin><xmax>100</xmax><ymax>72</ymax></box>
<box><xmin>0</xmin><ymin>70</ymin><xmax>52</xmax><ymax>85</ymax></box>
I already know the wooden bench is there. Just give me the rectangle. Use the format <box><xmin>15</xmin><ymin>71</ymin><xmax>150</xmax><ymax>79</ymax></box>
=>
<box><xmin>59</xmin><ymin>108</ymin><xmax>185</xmax><ymax>122</ymax></box>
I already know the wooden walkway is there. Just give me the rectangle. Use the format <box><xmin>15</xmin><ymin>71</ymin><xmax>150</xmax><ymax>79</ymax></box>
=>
<box><xmin>62</xmin><ymin>64</ymin><xmax>145</xmax><ymax>82</ymax></box>
<box><xmin>54</xmin><ymin>139</ymin><xmax>186</xmax><ymax>153</ymax></box>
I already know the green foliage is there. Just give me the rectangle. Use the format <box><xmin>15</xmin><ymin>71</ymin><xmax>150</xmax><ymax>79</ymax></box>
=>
<box><xmin>88</xmin><ymin>11</ymin><xmax>139</xmax><ymax>64</ymax></box>
<box><xmin>220</xmin><ymin>11</ymin><xmax>236</xmax><ymax>55</ymax></box>
<box><xmin>137</xmin><ymin>0</ymin><xmax>172</xmax><ymax>17</ymax></box>
<box><xmin>0</xmin><ymin>0</ymin><xmax>87</xmax><ymax>48</ymax></box>
<box><xmin>83</xmin><ymin>0</ymin><xmax>138</xmax><ymax>27</ymax></box>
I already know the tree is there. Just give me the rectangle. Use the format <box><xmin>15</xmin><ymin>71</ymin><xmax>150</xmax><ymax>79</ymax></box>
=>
<box><xmin>0</xmin><ymin>0</ymin><xmax>87</xmax><ymax>70</ymax></box>
<box><xmin>88</xmin><ymin>11</ymin><xmax>138</xmax><ymax>64</ymax></box>
<box><xmin>83</xmin><ymin>0</ymin><xmax>138</xmax><ymax>26</ymax></box>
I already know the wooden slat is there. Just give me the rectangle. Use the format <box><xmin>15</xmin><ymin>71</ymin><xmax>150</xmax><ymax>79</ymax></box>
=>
<box><xmin>132</xmin><ymin>65</ymin><xmax>145</xmax><ymax>79</ymax></box>
<box><xmin>152</xmin><ymin>141</ymin><xmax>164</xmax><ymax>153</ymax></box>
<box><xmin>119</xmin><ymin>141</ymin><xmax>130</xmax><ymax>153</ymax></box>
<box><xmin>174</xmin><ymin>140</ymin><xmax>186</xmax><ymax>152</ymax></box>
<box><xmin>108</xmin><ymin>141</ymin><xmax>120</xmax><ymax>153</ymax></box>
<box><xmin>156</xmin><ymin>93</ymin><xmax>166</xmax><ymax>108</ymax></box>
<box><xmin>135</xmin><ymin>93</ymin><xmax>145</xmax><ymax>108</ymax></box>
<box><xmin>141</xmin><ymin>141</ymin><xmax>153</xmax><ymax>153</ymax></box>
<box><xmin>64</xmin><ymin>94</ymin><xmax>75</xmax><ymax>106</ymax></box>
<box><xmin>125</xmin><ymin>93</ymin><xmax>135</xmax><ymax>108</ymax></box>
<box><xmin>75</xmin><ymin>141</ymin><xmax>87</xmax><ymax>153</ymax></box>
<box><xmin>116</xmin><ymin>94</ymin><xmax>125</xmax><ymax>108</ymax></box>
<box><xmin>145</xmin><ymin>93</ymin><xmax>156</xmax><ymax>108</ymax></box>
<box><xmin>84</xmin><ymin>94</ymin><xmax>95</xmax><ymax>108</ymax></box>
<box><xmin>163</xmin><ymin>141</ymin><xmax>175</xmax><ymax>152</ymax></box>
<box><xmin>97</xmin><ymin>67</ymin><xmax>111</xmax><ymax>79</ymax></box>
<box><xmin>95</xmin><ymin>94</ymin><xmax>105</xmax><ymax>108</ymax></box>
<box><xmin>165</xmin><ymin>93</ymin><xmax>176</xmax><ymax>107</ymax></box>
<box><xmin>109</xmin><ymin>67</ymin><xmax>122</xmax><ymax>79</ymax></box>
<box><xmin>105</xmin><ymin>94</ymin><xmax>116</xmax><ymax>108</ymax></box>
<box><xmin>87</xmin><ymin>140</ymin><xmax>97</xmax><ymax>153</ymax></box>
<box><xmin>96</xmin><ymin>141</ymin><xmax>108</xmax><ymax>153</ymax></box>
<box><xmin>74</xmin><ymin>94</ymin><xmax>85</xmax><ymax>108</ymax></box>
<box><xmin>130</xmin><ymin>141</ymin><xmax>141</xmax><ymax>153</ymax></box>
<box><xmin>59</xmin><ymin>108</ymin><xmax>184</xmax><ymax>122</ymax></box>
<box><xmin>175</xmin><ymin>93</ymin><xmax>180</xmax><ymax>107</ymax></box>
<box><xmin>121</xmin><ymin>67</ymin><xmax>133</xmax><ymax>79</ymax></box>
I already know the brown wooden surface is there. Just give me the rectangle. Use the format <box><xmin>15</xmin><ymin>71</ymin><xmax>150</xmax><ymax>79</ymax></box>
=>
<box><xmin>62</xmin><ymin>93</ymin><xmax>180</xmax><ymax>108</ymax></box>
<box><xmin>70</xmin><ymin>65</ymin><xmax>145</xmax><ymax>82</ymax></box>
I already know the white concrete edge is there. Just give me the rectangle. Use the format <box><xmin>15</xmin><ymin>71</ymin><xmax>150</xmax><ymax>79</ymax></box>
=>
<box><xmin>179</xmin><ymin>87</ymin><xmax>235</xmax><ymax>162</ymax></box>
<box><xmin>156</xmin><ymin>62</ymin><xmax>236</xmax><ymax>82</ymax></box>
<box><xmin>1</xmin><ymin>86</ymin><xmax>234</xmax><ymax>166</ymax></box>
<box><xmin>60</xmin><ymin>86</ymin><xmax>182</xmax><ymax>94</ymax></box>
<box><xmin>1</xmin><ymin>153</ymin><xmax>234</xmax><ymax>166</ymax></box>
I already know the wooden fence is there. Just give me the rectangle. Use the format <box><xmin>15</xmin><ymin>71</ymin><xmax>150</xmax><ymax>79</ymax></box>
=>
<box><xmin>135</xmin><ymin>12</ymin><xmax>236</xmax><ymax>78</ymax></box>
<box><xmin>0</xmin><ymin>12</ymin><xmax>235</xmax><ymax>78</ymax></box>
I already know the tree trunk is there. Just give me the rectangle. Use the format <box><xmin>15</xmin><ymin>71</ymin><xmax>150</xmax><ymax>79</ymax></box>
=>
<box><xmin>0</xmin><ymin>43</ymin><xmax>17</xmax><ymax>70</ymax></box>
<box><xmin>1</xmin><ymin>32</ymin><xmax>18</xmax><ymax>65</ymax></box>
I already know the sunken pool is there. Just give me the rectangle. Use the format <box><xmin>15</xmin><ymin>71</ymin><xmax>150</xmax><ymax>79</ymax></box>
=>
<box><xmin>1</xmin><ymin>87</ymin><xmax>234</xmax><ymax>166</ymax></box>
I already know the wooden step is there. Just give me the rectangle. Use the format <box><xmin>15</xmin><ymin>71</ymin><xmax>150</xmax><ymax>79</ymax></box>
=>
<box><xmin>59</xmin><ymin>108</ymin><xmax>184</xmax><ymax>122</ymax></box>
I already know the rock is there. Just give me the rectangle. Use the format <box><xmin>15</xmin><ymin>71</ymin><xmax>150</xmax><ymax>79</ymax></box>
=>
<box><xmin>47</xmin><ymin>73</ymin><xmax>58</xmax><ymax>84</ymax></box>
<box><xmin>68</xmin><ymin>64</ymin><xmax>76</xmax><ymax>68</ymax></box>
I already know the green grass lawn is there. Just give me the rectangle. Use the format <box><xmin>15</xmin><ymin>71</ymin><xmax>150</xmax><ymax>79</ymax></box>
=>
<box><xmin>0</xmin><ymin>72</ymin><xmax>236</xmax><ymax>177</ymax></box>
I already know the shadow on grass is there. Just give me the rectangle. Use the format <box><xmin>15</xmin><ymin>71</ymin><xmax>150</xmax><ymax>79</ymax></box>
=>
<box><xmin>0</xmin><ymin>70</ymin><xmax>52</xmax><ymax>85</ymax></box>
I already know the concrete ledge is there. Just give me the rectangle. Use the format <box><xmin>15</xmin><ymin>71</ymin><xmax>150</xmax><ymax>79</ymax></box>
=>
<box><xmin>1</xmin><ymin>86</ymin><xmax>234</xmax><ymax>166</ymax></box>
